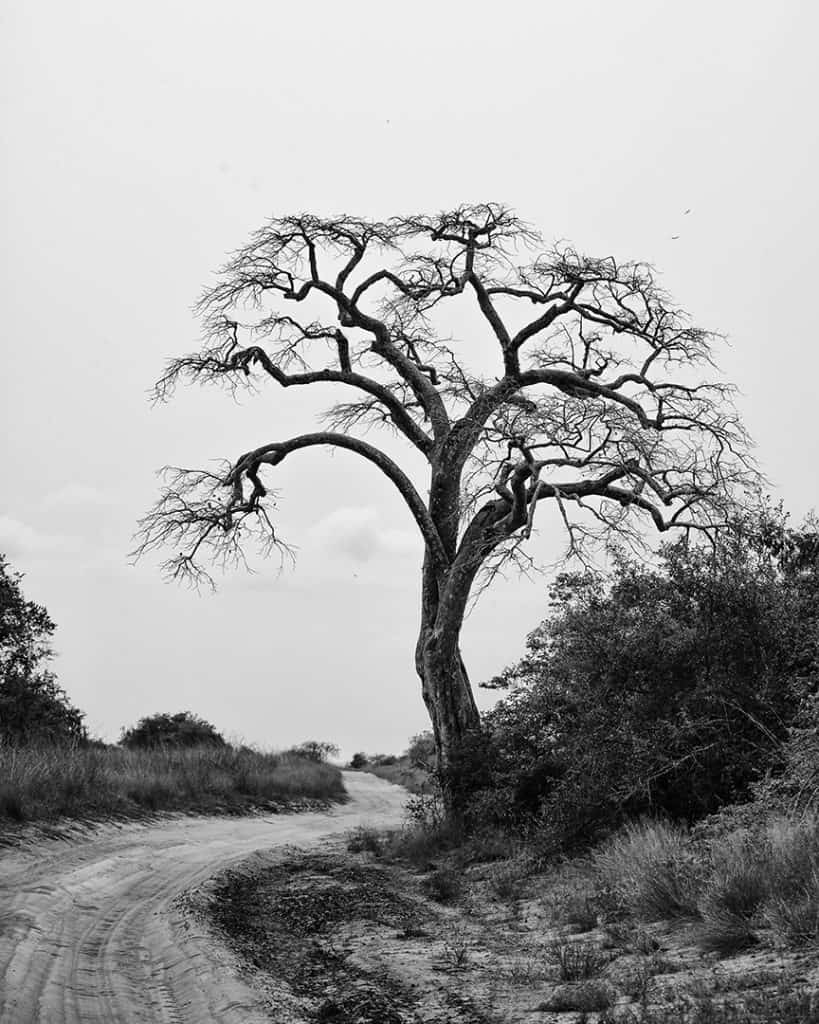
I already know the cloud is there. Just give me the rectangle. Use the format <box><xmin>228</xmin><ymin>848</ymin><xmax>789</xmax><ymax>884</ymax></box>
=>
<box><xmin>308</xmin><ymin>507</ymin><xmax>419</xmax><ymax>563</ymax></box>
<box><xmin>0</xmin><ymin>516</ymin><xmax>78</xmax><ymax>559</ymax></box>
<box><xmin>43</xmin><ymin>483</ymin><xmax>117</xmax><ymax>508</ymax></box>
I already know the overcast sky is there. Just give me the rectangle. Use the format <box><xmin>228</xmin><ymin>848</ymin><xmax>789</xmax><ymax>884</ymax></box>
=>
<box><xmin>2</xmin><ymin>2</ymin><xmax>817</xmax><ymax>755</ymax></box>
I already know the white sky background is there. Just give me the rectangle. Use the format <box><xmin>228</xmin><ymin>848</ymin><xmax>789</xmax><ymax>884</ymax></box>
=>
<box><xmin>1</xmin><ymin>2</ymin><xmax>817</xmax><ymax>755</ymax></box>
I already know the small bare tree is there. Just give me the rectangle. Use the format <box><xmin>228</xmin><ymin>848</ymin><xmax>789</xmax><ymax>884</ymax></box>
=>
<box><xmin>136</xmin><ymin>204</ymin><xmax>754</xmax><ymax>808</ymax></box>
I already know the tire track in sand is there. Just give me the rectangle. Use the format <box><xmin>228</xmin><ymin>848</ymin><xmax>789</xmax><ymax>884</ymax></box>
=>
<box><xmin>0</xmin><ymin>772</ymin><xmax>406</xmax><ymax>1023</ymax></box>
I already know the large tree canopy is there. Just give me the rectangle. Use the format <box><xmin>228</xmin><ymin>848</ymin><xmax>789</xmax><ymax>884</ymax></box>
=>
<box><xmin>137</xmin><ymin>204</ymin><xmax>754</xmax><ymax>803</ymax></box>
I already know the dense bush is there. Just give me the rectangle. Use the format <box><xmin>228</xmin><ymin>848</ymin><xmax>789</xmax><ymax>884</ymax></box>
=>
<box><xmin>0</xmin><ymin>554</ymin><xmax>86</xmax><ymax>743</ymax></box>
<box><xmin>405</xmin><ymin>730</ymin><xmax>437</xmax><ymax>769</ymax></box>
<box><xmin>479</xmin><ymin>512</ymin><xmax>819</xmax><ymax>843</ymax></box>
<box><xmin>289</xmin><ymin>740</ymin><xmax>340</xmax><ymax>762</ymax></box>
<box><xmin>120</xmin><ymin>711</ymin><xmax>225</xmax><ymax>749</ymax></box>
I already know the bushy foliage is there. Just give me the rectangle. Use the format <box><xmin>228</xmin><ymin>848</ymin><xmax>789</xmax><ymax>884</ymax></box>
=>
<box><xmin>349</xmin><ymin>751</ymin><xmax>368</xmax><ymax>769</ymax></box>
<box><xmin>120</xmin><ymin>711</ymin><xmax>225</xmax><ymax>749</ymax></box>
<box><xmin>0</xmin><ymin>554</ymin><xmax>86</xmax><ymax>743</ymax></box>
<box><xmin>289</xmin><ymin>739</ymin><xmax>340</xmax><ymax>762</ymax></box>
<box><xmin>369</xmin><ymin>752</ymin><xmax>399</xmax><ymax>766</ymax></box>
<box><xmin>404</xmin><ymin>730</ymin><xmax>437</xmax><ymax>769</ymax></box>
<box><xmin>480</xmin><ymin>511</ymin><xmax>819</xmax><ymax>842</ymax></box>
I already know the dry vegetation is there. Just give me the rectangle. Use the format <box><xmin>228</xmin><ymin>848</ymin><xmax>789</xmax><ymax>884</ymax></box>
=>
<box><xmin>0</xmin><ymin>741</ymin><xmax>345</xmax><ymax>830</ymax></box>
<box><xmin>202</xmin><ymin>805</ymin><xmax>819</xmax><ymax>1023</ymax></box>
<box><xmin>360</xmin><ymin>760</ymin><xmax>435</xmax><ymax>795</ymax></box>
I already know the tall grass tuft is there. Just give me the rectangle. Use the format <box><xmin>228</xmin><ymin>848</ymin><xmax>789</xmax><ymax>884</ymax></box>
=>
<box><xmin>0</xmin><ymin>740</ymin><xmax>345</xmax><ymax>827</ymax></box>
<box><xmin>589</xmin><ymin>814</ymin><xmax>819</xmax><ymax>951</ymax></box>
<box><xmin>591</xmin><ymin>820</ymin><xmax>702</xmax><ymax>921</ymax></box>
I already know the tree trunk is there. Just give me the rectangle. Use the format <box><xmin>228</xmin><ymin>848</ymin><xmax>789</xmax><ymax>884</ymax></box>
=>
<box><xmin>417</xmin><ymin>627</ymin><xmax>481</xmax><ymax>813</ymax></box>
<box><xmin>415</xmin><ymin>552</ymin><xmax>482</xmax><ymax>814</ymax></box>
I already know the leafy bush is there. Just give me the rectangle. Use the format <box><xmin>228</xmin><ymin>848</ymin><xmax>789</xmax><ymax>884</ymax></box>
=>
<box><xmin>369</xmin><ymin>753</ymin><xmax>398</xmax><ymax>766</ymax></box>
<box><xmin>481</xmin><ymin>516</ymin><xmax>819</xmax><ymax>843</ymax></box>
<box><xmin>288</xmin><ymin>740</ymin><xmax>340</xmax><ymax>763</ymax></box>
<box><xmin>348</xmin><ymin>751</ymin><xmax>368</xmax><ymax>769</ymax></box>
<box><xmin>0</xmin><ymin>554</ymin><xmax>86</xmax><ymax>744</ymax></box>
<box><xmin>120</xmin><ymin>711</ymin><xmax>225</xmax><ymax>749</ymax></box>
<box><xmin>404</xmin><ymin>730</ymin><xmax>436</xmax><ymax>769</ymax></box>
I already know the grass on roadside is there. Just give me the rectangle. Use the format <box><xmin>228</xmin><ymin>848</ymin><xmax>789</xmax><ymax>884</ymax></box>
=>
<box><xmin>590</xmin><ymin>814</ymin><xmax>819</xmax><ymax>951</ymax></box>
<box><xmin>361</xmin><ymin>760</ymin><xmax>434</xmax><ymax>795</ymax></box>
<box><xmin>0</xmin><ymin>740</ymin><xmax>346</xmax><ymax>827</ymax></box>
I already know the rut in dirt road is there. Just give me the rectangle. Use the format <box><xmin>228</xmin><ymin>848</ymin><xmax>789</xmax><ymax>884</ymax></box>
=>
<box><xmin>0</xmin><ymin>772</ymin><xmax>407</xmax><ymax>1023</ymax></box>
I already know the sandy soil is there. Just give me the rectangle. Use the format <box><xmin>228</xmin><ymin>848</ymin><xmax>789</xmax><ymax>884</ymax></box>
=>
<box><xmin>0</xmin><ymin>772</ymin><xmax>407</xmax><ymax>1023</ymax></box>
<box><xmin>203</xmin><ymin>843</ymin><xmax>819</xmax><ymax>1024</ymax></box>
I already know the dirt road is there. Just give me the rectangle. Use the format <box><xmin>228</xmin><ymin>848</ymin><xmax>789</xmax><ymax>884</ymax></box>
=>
<box><xmin>0</xmin><ymin>772</ymin><xmax>407</xmax><ymax>1023</ymax></box>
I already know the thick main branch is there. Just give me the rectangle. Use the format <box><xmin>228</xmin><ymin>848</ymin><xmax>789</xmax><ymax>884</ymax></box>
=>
<box><xmin>230</xmin><ymin>432</ymin><xmax>449</xmax><ymax>570</ymax></box>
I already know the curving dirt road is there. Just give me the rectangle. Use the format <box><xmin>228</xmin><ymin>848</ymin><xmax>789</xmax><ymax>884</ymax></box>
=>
<box><xmin>0</xmin><ymin>772</ymin><xmax>407</xmax><ymax>1023</ymax></box>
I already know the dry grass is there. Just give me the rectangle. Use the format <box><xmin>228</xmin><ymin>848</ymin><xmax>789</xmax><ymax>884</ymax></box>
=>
<box><xmin>0</xmin><ymin>741</ymin><xmax>345</xmax><ymax>826</ymax></box>
<box><xmin>591</xmin><ymin>820</ymin><xmax>703</xmax><ymax>921</ymax></box>
<box><xmin>540</xmin><ymin>979</ymin><xmax>615</xmax><ymax>1013</ymax></box>
<box><xmin>589</xmin><ymin>814</ymin><xmax>819</xmax><ymax>952</ymax></box>
<box><xmin>361</xmin><ymin>761</ymin><xmax>433</xmax><ymax>795</ymax></box>
<box><xmin>544</xmin><ymin>938</ymin><xmax>609</xmax><ymax>981</ymax></box>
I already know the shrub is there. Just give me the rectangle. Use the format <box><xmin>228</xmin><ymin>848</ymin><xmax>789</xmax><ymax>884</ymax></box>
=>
<box><xmin>120</xmin><ymin>711</ymin><xmax>225</xmax><ymax>749</ymax></box>
<box><xmin>370</xmin><ymin>753</ymin><xmax>398</xmax><ymax>766</ymax></box>
<box><xmin>482</xmin><ymin>518</ymin><xmax>818</xmax><ymax>842</ymax></box>
<box><xmin>404</xmin><ymin>731</ymin><xmax>436</xmax><ymax>769</ymax></box>
<box><xmin>382</xmin><ymin>818</ymin><xmax>463</xmax><ymax>870</ymax></box>
<box><xmin>1</xmin><ymin>555</ymin><xmax>86</xmax><ymax>744</ymax></box>
<box><xmin>349</xmin><ymin>752</ymin><xmax>368</xmax><ymax>769</ymax></box>
<box><xmin>289</xmin><ymin>740</ymin><xmax>340</xmax><ymax>763</ymax></box>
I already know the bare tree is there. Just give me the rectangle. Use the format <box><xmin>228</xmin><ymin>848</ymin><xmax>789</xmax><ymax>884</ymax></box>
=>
<box><xmin>136</xmin><ymin>204</ymin><xmax>754</xmax><ymax>808</ymax></box>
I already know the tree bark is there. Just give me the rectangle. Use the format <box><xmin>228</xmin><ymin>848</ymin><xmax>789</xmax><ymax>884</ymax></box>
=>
<box><xmin>415</xmin><ymin>549</ymin><xmax>482</xmax><ymax>814</ymax></box>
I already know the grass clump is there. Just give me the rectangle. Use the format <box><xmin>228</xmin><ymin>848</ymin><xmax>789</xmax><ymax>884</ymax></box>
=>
<box><xmin>591</xmin><ymin>820</ymin><xmax>702</xmax><ymax>921</ymax></box>
<box><xmin>487</xmin><ymin>861</ymin><xmax>528</xmax><ymax>902</ymax></box>
<box><xmin>0</xmin><ymin>740</ymin><xmax>345</xmax><ymax>827</ymax></box>
<box><xmin>597</xmin><ymin>983</ymin><xmax>818</xmax><ymax>1023</ymax></box>
<box><xmin>544</xmin><ymin>939</ymin><xmax>608</xmax><ymax>981</ymax></box>
<box><xmin>421</xmin><ymin>865</ymin><xmax>463</xmax><ymax>903</ymax></box>
<box><xmin>697</xmin><ymin>814</ymin><xmax>819</xmax><ymax>952</ymax></box>
<box><xmin>540</xmin><ymin>980</ymin><xmax>614</xmax><ymax>1013</ymax></box>
<box><xmin>346</xmin><ymin>825</ymin><xmax>385</xmax><ymax>856</ymax></box>
<box><xmin>588</xmin><ymin>813</ymin><xmax>819</xmax><ymax>953</ymax></box>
